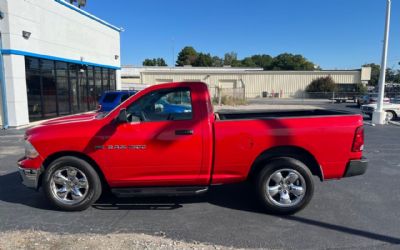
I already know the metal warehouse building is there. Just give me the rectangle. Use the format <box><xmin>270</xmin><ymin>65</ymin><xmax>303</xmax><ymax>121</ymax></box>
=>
<box><xmin>121</xmin><ymin>66</ymin><xmax>371</xmax><ymax>98</ymax></box>
<box><xmin>0</xmin><ymin>0</ymin><xmax>121</xmax><ymax>128</ymax></box>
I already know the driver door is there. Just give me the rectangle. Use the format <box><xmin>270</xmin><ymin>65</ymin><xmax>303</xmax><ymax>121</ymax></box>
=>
<box><xmin>104</xmin><ymin>87</ymin><xmax>203</xmax><ymax>187</ymax></box>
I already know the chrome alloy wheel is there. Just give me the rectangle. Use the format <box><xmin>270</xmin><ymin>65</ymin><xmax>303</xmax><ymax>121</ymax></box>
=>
<box><xmin>386</xmin><ymin>111</ymin><xmax>394</xmax><ymax>121</ymax></box>
<box><xmin>266</xmin><ymin>169</ymin><xmax>306</xmax><ymax>207</ymax></box>
<box><xmin>50</xmin><ymin>167</ymin><xmax>89</xmax><ymax>205</ymax></box>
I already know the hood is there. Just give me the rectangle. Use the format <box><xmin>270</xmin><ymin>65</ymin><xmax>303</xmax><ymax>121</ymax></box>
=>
<box><xmin>40</xmin><ymin>112</ymin><xmax>98</xmax><ymax>126</ymax></box>
<box><xmin>25</xmin><ymin>112</ymin><xmax>100</xmax><ymax>138</ymax></box>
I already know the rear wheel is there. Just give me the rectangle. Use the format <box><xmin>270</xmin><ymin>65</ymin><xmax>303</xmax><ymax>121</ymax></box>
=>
<box><xmin>256</xmin><ymin>157</ymin><xmax>314</xmax><ymax>214</ymax></box>
<box><xmin>43</xmin><ymin>156</ymin><xmax>102</xmax><ymax>211</ymax></box>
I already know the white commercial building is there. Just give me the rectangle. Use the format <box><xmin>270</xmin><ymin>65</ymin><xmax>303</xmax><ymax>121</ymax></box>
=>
<box><xmin>121</xmin><ymin>66</ymin><xmax>371</xmax><ymax>99</ymax></box>
<box><xmin>0</xmin><ymin>0</ymin><xmax>121</xmax><ymax>128</ymax></box>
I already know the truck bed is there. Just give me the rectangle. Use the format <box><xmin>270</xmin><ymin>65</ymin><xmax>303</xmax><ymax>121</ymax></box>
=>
<box><xmin>212</xmin><ymin>108</ymin><xmax>363</xmax><ymax>184</ymax></box>
<box><xmin>216</xmin><ymin>109</ymin><xmax>355</xmax><ymax>120</ymax></box>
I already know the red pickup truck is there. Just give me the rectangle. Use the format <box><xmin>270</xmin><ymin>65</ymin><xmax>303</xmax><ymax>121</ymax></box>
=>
<box><xmin>18</xmin><ymin>82</ymin><xmax>367</xmax><ymax>214</ymax></box>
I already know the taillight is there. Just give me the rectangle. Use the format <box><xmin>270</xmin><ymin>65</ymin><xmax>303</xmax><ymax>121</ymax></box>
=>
<box><xmin>352</xmin><ymin>126</ymin><xmax>364</xmax><ymax>152</ymax></box>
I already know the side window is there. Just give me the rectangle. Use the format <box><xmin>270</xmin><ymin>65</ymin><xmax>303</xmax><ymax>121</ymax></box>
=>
<box><xmin>126</xmin><ymin>88</ymin><xmax>192</xmax><ymax>122</ymax></box>
<box><xmin>120</xmin><ymin>94</ymin><xmax>129</xmax><ymax>103</ymax></box>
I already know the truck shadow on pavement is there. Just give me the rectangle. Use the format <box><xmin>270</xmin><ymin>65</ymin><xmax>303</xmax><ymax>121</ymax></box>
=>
<box><xmin>1</xmin><ymin>172</ymin><xmax>400</xmax><ymax>245</ymax></box>
<box><xmin>0</xmin><ymin>172</ymin><xmax>53</xmax><ymax>210</ymax></box>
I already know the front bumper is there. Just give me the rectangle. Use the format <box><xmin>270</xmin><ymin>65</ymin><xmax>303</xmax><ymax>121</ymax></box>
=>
<box><xmin>17</xmin><ymin>158</ymin><xmax>42</xmax><ymax>189</ymax></box>
<box><xmin>344</xmin><ymin>158</ymin><xmax>368</xmax><ymax>177</ymax></box>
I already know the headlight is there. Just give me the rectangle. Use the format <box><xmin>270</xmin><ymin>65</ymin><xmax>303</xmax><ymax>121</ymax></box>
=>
<box><xmin>24</xmin><ymin>140</ymin><xmax>39</xmax><ymax>159</ymax></box>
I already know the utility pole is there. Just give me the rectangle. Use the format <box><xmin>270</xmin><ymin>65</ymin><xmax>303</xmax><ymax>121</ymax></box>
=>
<box><xmin>372</xmin><ymin>0</ymin><xmax>391</xmax><ymax>125</ymax></box>
<box><xmin>172</xmin><ymin>38</ymin><xmax>175</xmax><ymax>67</ymax></box>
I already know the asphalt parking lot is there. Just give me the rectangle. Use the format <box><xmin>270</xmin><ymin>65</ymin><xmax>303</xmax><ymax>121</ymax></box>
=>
<box><xmin>0</xmin><ymin>103</ymin><xmax>399</xmax><ymax>249</ymax></box>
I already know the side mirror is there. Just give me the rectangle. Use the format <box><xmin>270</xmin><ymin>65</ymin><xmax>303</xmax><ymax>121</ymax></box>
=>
<box><xmin>116</xmin><ymin>109</ymin><xmax>128</xmax><ymax>123</ymax></box>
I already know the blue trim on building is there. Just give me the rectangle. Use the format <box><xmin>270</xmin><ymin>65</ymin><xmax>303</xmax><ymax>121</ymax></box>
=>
<box><xmin>0</xmin><ymin>37</ymin><xmax>9</xmax><ymax>129</ymax></box>
<box><xmin>54</xmin><ymin>0</ymin><xmax>123</xmax><ymax>32</ymax></box>
<box><xmin>1</xmin><ymin>50</ymin><xmax>121</xmax><ymax>70</ymax></box>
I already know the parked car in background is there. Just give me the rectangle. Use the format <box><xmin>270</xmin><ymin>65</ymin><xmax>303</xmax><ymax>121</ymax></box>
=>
<box><xmin>391</xmin><ymin>96</ymin><xmax>400</xmax><ymax>104</ymax></box>
<box><xmin>98</xmin><ymin>90</ymin><xmax>138</xmax><ymax>112</ymax></box>
<box><xmin>361</xmin><ymin>103</ymin><xmax>400</xmax><ymax>121</ymax></box>
<box><xmin>357</xmin><ymin>93</ymin><xmax>390</xmax><ymax>107</ymax></box>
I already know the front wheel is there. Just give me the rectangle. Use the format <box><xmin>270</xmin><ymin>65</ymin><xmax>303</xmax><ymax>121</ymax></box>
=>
<box><xmin>386</xmin><ymin>111</ymin><xmax>396</xmax><ymax>121</ymax></box>
<box><xmin>43</xmin><ymin>156</ymin><xmax>102</xmax><ymax>211</ymax></box>
<box><xmin>256</xmin><ymin>157</ymin><xmax>314</xmax><ymax>215</ymax></box>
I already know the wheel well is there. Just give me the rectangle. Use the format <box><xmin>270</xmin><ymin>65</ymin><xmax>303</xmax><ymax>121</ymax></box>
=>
<box><xmin>387</xmin><ymin>110</ymin><xmax>397</xmax><ymax>117</ymax></box>
<box><xmin>39</xmin><ymin>151</ymin><xmax>109</xmax><ymax>190</ymax></box>
<box><xmin>248</xmin><ymin>146</ymin><xmax>323</xmax><ymax>182</ymax></box>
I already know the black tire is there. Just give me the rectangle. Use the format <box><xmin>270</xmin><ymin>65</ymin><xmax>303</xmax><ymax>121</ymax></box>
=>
<box><xmin>386</xmin><ymin>111</ymin><xmax>397</xmax><ymax>121</ymax></box>
<box><xmin>43</xmin><ymin>156</ymin><xmax>102</xmax><ymax>211</ymax></box>
<box><xmin>256</xmin><ymin>157</ymin><xmax>314</xmax><ymax>215</ymax></box>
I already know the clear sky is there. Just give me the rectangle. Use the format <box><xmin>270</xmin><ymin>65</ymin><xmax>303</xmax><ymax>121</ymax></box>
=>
<box><xmin>84</xmin><ymin>0</ymin><xmax>400</xmax><ymax>70</ymax></box>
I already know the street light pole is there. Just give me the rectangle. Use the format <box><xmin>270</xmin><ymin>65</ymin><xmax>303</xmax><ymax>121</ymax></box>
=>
<box><xmin>372</xmin><ymin>0</ymin><xmax>391</xmax><ymax>125</ymax></box>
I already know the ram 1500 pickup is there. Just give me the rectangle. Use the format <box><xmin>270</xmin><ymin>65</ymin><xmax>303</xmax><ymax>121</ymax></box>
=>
<box><xmin>18</xmin><ymin>82</ymin><xmax>368</xmax><ymax>214</ymax></box>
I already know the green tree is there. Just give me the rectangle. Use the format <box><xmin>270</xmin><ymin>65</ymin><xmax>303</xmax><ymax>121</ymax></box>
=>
<box><xmin>176</xmin><ymin>46</ymin><xmax>198</xmax><ymax>66</ymax></box>
<box><xmin>354</xmin><ymin>83</ymin><xmax>368</xmax><ymax>94</ymax></box>
<box><xmin>156</xmin><ymin>58</ymin><xmax>167</xmax><ymax>66</ymax></box>
<box><xmin>211</xmin><ymin>56</ymin><xmax>224</xmax><ymax>67</ymax></box>
<box><xmin>69</xmin><ymin>0</ymin><xmax>86</xmax><ymax>8</ymax></box>
<box><xmin>362</xmin><ymin>63</ymin><xmax>380</xmax><ymax>86</ymax></box>
<box><xmin>224</xmin><ymin>52</ymin><xmax>240</xmax><ymax>66</ymax></box>
<box><xmin>385</xmin><ymin>68</ymin><xmax>396</xmax><ymax>83</ymax></box>
<box><xmin>390</xmin><ymin>69</ymin><xmax>400</xmax><ymax>83</ymax></box>
<box><xmin>193</xmin><ymin>53</ymin><xmax>213</xmax><ymax>67</ymax></box>
<box><xmin>142</xmin><ymin>58</ymin><xmax>167</xmax><ymax>66</ymax></box>
<box><xmin>271</xmin><ymin>53</ymin><xmax>315</xmax><ymax>70</ymax></box>
<box><xmin>241</xmin><ymin>57</ymin><xmax>258</xmax><ymax>67</ymax></box>
<box><xmin>248</xmin><ymin>54</ymin><xmax>273</xmax><ymax>69</ymax></box>
<box><xmin>306</xmin><ymin>76</ymin><xmax>337</xmax><ymax>92</ymax></box>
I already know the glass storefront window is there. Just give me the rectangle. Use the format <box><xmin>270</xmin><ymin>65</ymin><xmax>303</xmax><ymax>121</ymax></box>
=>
<box><xmin>25</xmin><ymin>57</ymin><xmax>42</xmax><ymax>121</ymax></box>
<box><xmin>102</xmin><ymin>68</ymin><xmax>110</xmax><ymax>91</ymax></box>
<box><xmin>87</xmin><ymin>66</ymin><xmax>96</xmax><ymax>110</ymax></box>
<box><xmin>25</xmin><ymin>56</ymin><xmax>117</xmax><ymax>120</ymax></box>
<box><xmin>56</xmin><ymin>62</ymin><xmax>70</xmax><ymax>115</ymax></box>
<box><xmin>69</xmin><ymin>64</ymin><xmax>79</xmax><ymax>113</ymax></box>
<box><xmin>95</xmin><ymin>67</ymin><xmax>102</xmax><ymax>104</ymax></box>
<box><xmin>40</xmin><ymin>59</ymin><xmax>57</xmax><ymax>118</ymax></box>
<box><xmin>109</xmin><ymin>69</ymin><xmax>116</xmax><ymax>90</ymax></box>
<box><xmin>78</xmin><ymin>65</ymin><xmax>88</xmax><ymax>112</ymax></box>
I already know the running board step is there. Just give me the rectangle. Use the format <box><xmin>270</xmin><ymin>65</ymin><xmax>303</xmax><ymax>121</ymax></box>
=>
<box><xmin>111</xmin><ymin>186</ymin><xmax>209</xmax><ymax>197</ymax></box>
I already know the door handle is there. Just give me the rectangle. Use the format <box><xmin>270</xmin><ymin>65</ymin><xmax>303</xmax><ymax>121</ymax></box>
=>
<box><xmin>175</xmin><ymin>129</ymin><xmax>193</xmax><ymax>135</ymax></box>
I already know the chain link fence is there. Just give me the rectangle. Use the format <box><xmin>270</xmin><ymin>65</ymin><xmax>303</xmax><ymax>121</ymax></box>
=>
<box><xmin>210</xmin><ymin>87</ymin><xmax>246</xmax><ymax>105</ymax></box>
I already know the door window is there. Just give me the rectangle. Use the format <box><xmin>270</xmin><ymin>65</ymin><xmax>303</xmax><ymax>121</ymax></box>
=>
<box><xmin>126</xmin><ymin>88</ymin><xmax>192</xmax><ymax>122</ymax></box>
